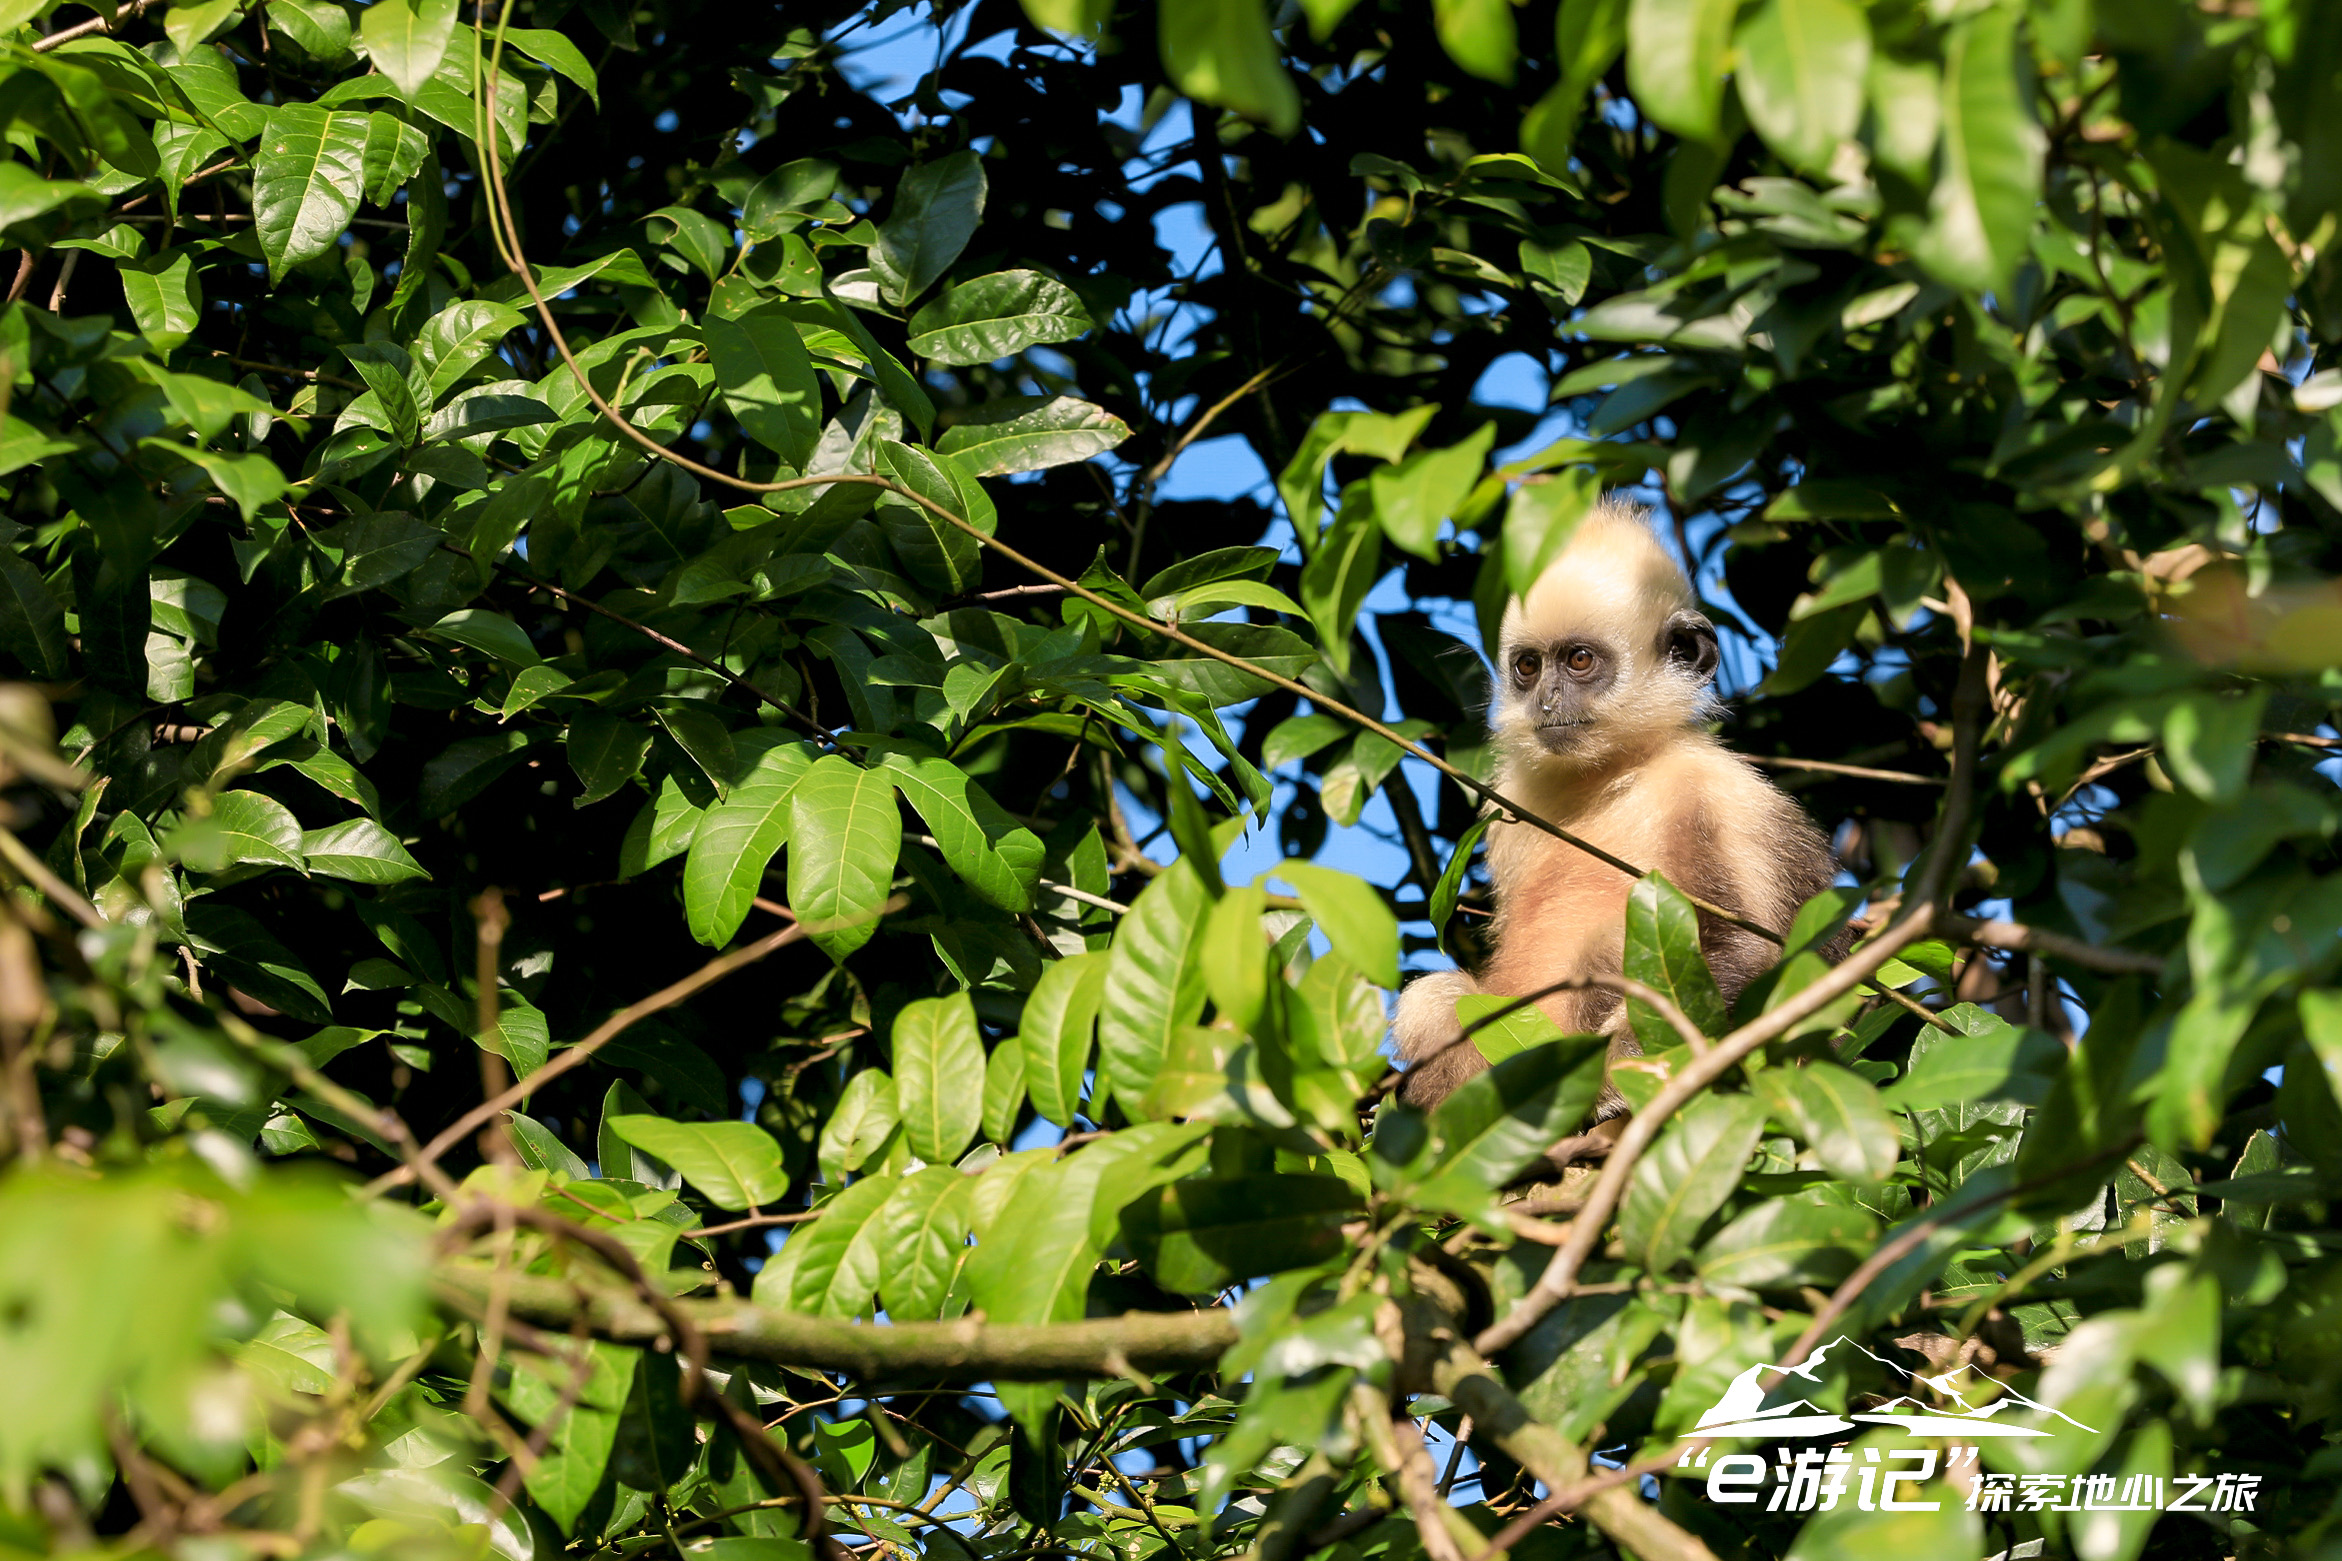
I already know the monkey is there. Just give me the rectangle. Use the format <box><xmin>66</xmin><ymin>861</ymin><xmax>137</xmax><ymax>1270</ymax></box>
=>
<box><xmin>1391</xmin><ymin>498</ymin><xmax>1839</xmax><ymax>1116</ymax></box>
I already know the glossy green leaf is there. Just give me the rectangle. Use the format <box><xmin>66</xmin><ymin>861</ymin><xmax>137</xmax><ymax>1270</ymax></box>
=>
<box><xmin>683</xmin><ymin>739</ymin><xmax>816</xmax><ymax>947</ymax></box>
<box><xmin>1909</xmin><ymin>4</ymin><xmax>2043</xmax><ymax>294</ymax></box>
<box><xmin>1096</xmin><ymin>860</ymin><xmax>1211</xmax><ymax>1108</ymax></box>
<box><xmin>982</xmin><ymin>1039</ymin><xmax>1028</xmax><ymax>1147</ymax></box>
<box><xmin>907</xmin><ymin>270</ymin><xmax>1094</xmax><ymax>365</ymax></box>
<box><xmin>786</xmin><ymin>755</ymin><xmax>902</xmax><ymax>961</ymax></box>
<box><xmin>1123</xmin><ymin>1174</ymin><xmax>1359</xmax><ymax>1293</ymax></box>
<box><xmin>881</xmin><ymin>753</ymin><xmax>1041</xmax><ymax>912</ymax></box>
<box><xmin>871</xmin><ymin>151</ymin><xmax>987</xmax><ymax>304</ymax></box>
<box><xmin>934</xmin><ymin>395</ymin><xmax>1133</xmax><ymax>476</ymax></box>
<box><xmin>1368</xmin><ymin>423</ymin><xmax>1495</xmax><ymax>562</ymax></box>
<box><xmin>1271</xmin><ymin>860</ymin><xmax>1398</xmax><ymax>990</ymax></box>
<box><xmin>1758</xmin><ymin>1061</ymin><xmax>1900</xmax><ymax>1182</ymax></box>
<box><xmin>784</xmin><ymin>1173</ymin><xmax>896</xmax><ymax>1318</ymax></box>
<box><xmin>1411</xmin><ymin>1038</ymin><xmax>1608</xmax><ymax>1200</ymax></box>
<box><xmin>1695</xmin><ymin>1195</ymin><xmax>1876</xmax><ymax>1288</ymax></box>
<box><xmin>252</xmin><ymin>103</ymin><xmax>369</xmax><ymax>282</ymax></box>
<box><xmin>357</xmin><ymin>0</ymin><xmax>456</xmax><ymax>98</ymax></box>
<box><xmin>1019</xmin><ymin>951</ymin><xmax>1108</xmax><ymax>1128</ymax></box>
<box><xmin>1621</xmin><ymin>872</ymin><xmax>1728</xmax><ymax>1050</ymax></box>
<box><xmin>1618</xmin><ymin>1093</ymin><xmax>1765</xmax><ymax>1272</ymax></box>
<box><xmin>1160</xmin><ymin>0</ymin><xmax>1300</xmax><ymax>136</ymax></box>
<box><xmin>893</xmin><ymin>993</ymin><xmax>985</xmax><ymax>1165</ymax></box>
<box><xmin>707</xmin><ymin>303</ymin><xmax>821</xmax><ymax>467</ymax></box>
<box><xmin>1734</xmin><ymin>0</ymin><xmax>1869</xmax><ymax>173</ymax></box>
<box><xmin>180</xmin><ymin>789</ymin><xmax>306</xmax><ymax>874</ymax></box>
<box><xmin>818</xmin><ymin>1068</ymin><xmax>900</xmax><ymax>1184</ymax></box>
<box><xmin>1625</xmin><ymin>0</ymin><xmax>1736</xmax><ymax>143</ymax></box>
<box><xmin>875</xmin><ymin>1165</ymin><xmax>973</xmax><ymax>1320</ymax></box>
<box><xmin>300</xmin><ymin>819</ymin><xmax>427</xmax><ymax>884</ymax></box>
<box><xmin>607</xmin><ymin>1116</ymin><xmax>790</xmax><ymax>1210</ymax></box>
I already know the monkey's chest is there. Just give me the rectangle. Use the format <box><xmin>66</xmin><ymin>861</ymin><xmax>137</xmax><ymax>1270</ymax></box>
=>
<box><xmin>1480</xmin><ymin>835</ymin><xmax>1640</xmax><ymax>1014</ymax></box>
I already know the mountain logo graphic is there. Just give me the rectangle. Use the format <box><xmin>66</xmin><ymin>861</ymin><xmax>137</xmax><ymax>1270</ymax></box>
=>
<box><xmin>1690</xmin><ymin>1336</ymin><xmax>2099</xmax><ymax>1440</ymax></box>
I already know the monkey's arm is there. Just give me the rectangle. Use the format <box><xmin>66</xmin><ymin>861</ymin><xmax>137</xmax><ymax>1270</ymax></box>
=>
<box><xmin>1393</xmin><ymin>969</ymin><xmax>1485</xmax><ymax>1107</ymax></box>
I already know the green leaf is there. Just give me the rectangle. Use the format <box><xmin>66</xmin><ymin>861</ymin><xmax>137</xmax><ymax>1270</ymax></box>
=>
<box><xmin>786</xmin><ymin>755</ymin><xmax>903</xmax><ymax>960</ymax></box>
<box><xmin>607</xmin><ymin>1116</ymin><xmax>790</xmax><ymax>1210</ymax></box>
<box><xmin>1430</xmin><ymin>0</ymin><xmax>1516</xmax><ymax>84</ymax></box>
<box><xmin>1757</xmin><ymin>1061</ymin><xmax>1900</xmax><ymax>1182</ymax></box>
<box><xmin>1160</xmin><ymin>0</ymin><xmax>1301</xmax><ymax>136</ymax></box>
<box><xmin>415</xmin><ymin>300</ymin><xmax>526</xmax><ymax>401</ymax></box>
<box><xmin>1123</xmin><ymin>1174</ymin><xmax>1359</xmax><ymax>1293</ymax></box>
<box><xmin>893</xmin><ymin>992</ymin><xmax>986</xmax><ymax>1165</ymax></box>
<box><xmin>1909</xmin><ymin>4</ymin><xmax>2043</xmax><ymax>295</ymax></box>
<box><xmin>314</xmin><ymin>511</ymin><xmax>440</xmax><ymax>599</ymax></box>
<box><xmin>1881</xmin><ymin>1009</ymin><xmax>2063</xmax><ymax>1108</ymax></box>
<box><xmin>503</xmin><ymin>27</ymin><xmax>599</xmax><ymax>107</ymax></box>
<box><xmin>1271</xmin><ymin>860</ymin><xmax>1398</xmax><ymax>990</ymax></box>
<box><xmin>818</xmin><ymin>1068</ymin><xmax>900</xmax><ymax>1183</ymax></box>
<box><xmin>428</xmin><ymin>609</ymin><xmax>539</xmax><ymax>666</ymax></box>
<box><xmin>359</xmin><ymin>0</ymin><xmax>458</xmax><ymax>100</ymax></box>
<box><xmin>683</xmin><ymin>739</ymin><xmax>816</xmax><ymax>947</ymax></box>
<box><xmin>1621</xmin><ymin>872</ymin><xmax>1728</xmax><ymax>1050</ymax></box>
<box><xmin>421</xmin><ymin>730</ymin><xmax>540</xmax><ymax>816</ymax></box>
<box><xmin>252</xmin><ymin>103</ymin><xmax>369</xmax><ymax>282</ymax></box>
<box><xmin>300</xmin><ymin>819</ymin><xmax>428</xmax><ymax>884</ymax></box>
<box><xmin>1502</xmin><ymin>467</ymin><xmax>1599</xmax><ymax>601</ymax></box>
<box><xmin>566</xmin><ymin>711</ymin><xmax>653</xmax><ymax>810</ymax></box>
<box><xmin>1367</xmin><ymin>423</ymin><xmax>1494</xmax><ymax>562</ymax></box>
<box><xmin>1695</xmin><ymin>1196</ymin><xmax>1875</xmax><ymax>1288</ymax></box>
<box><xmin>784</xmin><ymin>1173</ymin><xmax>896</xmax><ymax>1318</ymax></box>
<box><xmin>880</xmin><ymin>753</ymin><xmax>1042</xmax><ymax>913</ymax></box>
<box><xmin>875</xmin><ymin>1166</ymin><xmax>973</xmax><ymax>1320</ymax></box>
<box><xmin>2161</xmin><ymin>690</ymin><xmax>2267</xmax><ymax>804</ymax></box>
<box><xmin>982</xmin><ymin>1039</ymin><xmax>1028</xmax><ymax>1146</ymax></box>
<box><xmin>1625</xmin><ymin>0</ymin><xmax>1736</xmax><ymax>143</ymax></box>
<box><xmin>1411</xmin><ymin>1038</ymin><xmax>1609</xmax><ymax>1200</ymax></box>
<box><xmin>119</xmin><ymin>250</ymin><xmax>203</xmax><ymax>349</ymax></box>
<box><xmin>707</xmin><ymin>303</ymin><xmax>822</xmax><ymax>468</ymax></box>
<box><xmin>1298</xmin><ymin>509</ymin><xmax>1383</xmax><ymax>678</ymax></box>
<box><xmin>180</xmin><ymin>789</ymin><xmax>307</xmax><ymax>874</ymax></box>
<box><xmin>1430</xmin><ymin>815</ymin><xmax>1490</xmax><ymax>953</ymax></box>
<box><xmin>174</xmin><ymin>448</ymin><xmax>287</xmax><ymax>525</ymax></box>
<box><xmin>1018</xmin><ymin>951</ymin><xmax>1108</xmax><ymax>1128</ymax></box>
<box><xmin>1782</xmin><ymin>1494</ymin><xmax>1983</xmax><ymax>1561</ymax></box>
<box><xmin>1733</xmin><ymin>0</ymin><xmax>1869</xmax><ymax>174</ymax></box>
<box><xmin>873</xmin><ymin>441</ymin><xmax>986</xmax><ymax>594</ymax></box>
<box><xmin>740</xmin><ymin>158</ymin><xmax>840</xmax><ymax>240</ymax></box>
<box><xmin>872</xmin><ymin>150</ymin><xmax>988</xmax><ymax>304</ymax></box>
<box><xmin>0</xmin><ymin>551</ymin><xmax>70</xmax><ymax>680</ymax></box>
<box><xmin>186</xmin><ymin>904</ymin><xmax>333</xmax><ymax>1022</ymax></box>
<box><xmin>1618</xmin><ymin>1094</ymin><xmax>1765</xmax><ymax>1272</ymax></box>
<box><xmin>907</xmin><ymin>270</ymin><xmax>1094</xmax><ymax>365</ymax></box>
<box><xmin>1097</xmin><ymin>860</ymin><xmax>1211</xmax><ymax>1107</ymax></box>
<box><xmin>935</xmin><ymin>395</ymin><xmax>1132</xmax><ymax>476</ymax></box>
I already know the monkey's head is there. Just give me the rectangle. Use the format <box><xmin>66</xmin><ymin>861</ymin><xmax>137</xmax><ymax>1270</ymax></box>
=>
<box><xmin>1492</xmin><ymin>499</ymin><xmax>1720</xmax><ymax>774</ymax></box>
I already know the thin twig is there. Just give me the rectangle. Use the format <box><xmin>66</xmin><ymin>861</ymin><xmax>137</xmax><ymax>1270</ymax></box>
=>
<box><xmin>1742</xmin><ymin>754</ymin><xmax>1945</xmax><ymax>786</ymax></box>
<box><xmin>32</xmin><ymin>0</ymin><xmax>162</xmax><ymax>50</ymax></box>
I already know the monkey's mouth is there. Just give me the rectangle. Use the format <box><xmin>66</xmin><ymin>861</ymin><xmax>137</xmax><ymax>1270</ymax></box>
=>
<box><xmin>1533</xmin><ymin>717</ymin><xmax>1594</xmax><ymax>750</ymax></box>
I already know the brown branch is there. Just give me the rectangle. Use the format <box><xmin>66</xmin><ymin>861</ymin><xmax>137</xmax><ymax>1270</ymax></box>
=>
<box><xmin>433</xmin><ymin>1264</ymin><xmax>1240</xmax><ymax>1378</ymax></box>
<box><xmin>1940</xmin><ymin>915</ymin><xmax>2166</xmax><ymax>976</ymax></box>
<box><xmin>32</xmin><ymin>0</ymin><xmax>161</xmax><ymax>50</ymax></box>
<box><xmin>1472</xmin><ymin>650</ymin><xmax>1991</xmax><ymax>1355</ymax></box>
<box><xmin>1741</xmin><ymin>754</ymin><xmax>1945</xmax><ymax>786</ymax></box>
<box><xmin>1355</xmin><ymin>1387</ymin><xmax>1466</xmax><ymax>1561</ymax></box>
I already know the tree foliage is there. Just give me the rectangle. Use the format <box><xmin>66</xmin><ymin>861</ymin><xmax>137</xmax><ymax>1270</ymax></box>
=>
<box><xmin>0</xmin><ymin>1</ymin><xmax>2336</xmax><ymax>1559</ymax></box>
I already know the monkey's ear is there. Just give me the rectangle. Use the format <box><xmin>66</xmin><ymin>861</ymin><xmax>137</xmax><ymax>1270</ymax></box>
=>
<box><xmin>1665</xmin><ymin>611</ymin><xmax>1720</xmax><ymax>682</ymax></box>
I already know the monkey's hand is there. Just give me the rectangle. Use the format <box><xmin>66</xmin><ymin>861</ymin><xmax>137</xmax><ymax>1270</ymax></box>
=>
<box><xmin>1392</xmin><ymin>969</ymin><xmax>1486</xmax><ymax>1107</ymax></box>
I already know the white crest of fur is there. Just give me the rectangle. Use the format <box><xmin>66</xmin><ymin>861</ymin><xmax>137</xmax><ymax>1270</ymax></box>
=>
<box><xmin>1491</xmin><ymin>498</ymin><xmax>1716</xmax><ymax>777</ymax></box>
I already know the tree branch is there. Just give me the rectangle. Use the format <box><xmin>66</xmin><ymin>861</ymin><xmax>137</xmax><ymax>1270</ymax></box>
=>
<box><xmin>434</xmin><ymin>1266</ymin><xmax>1240</xmax><ymax>1379</ymax></box>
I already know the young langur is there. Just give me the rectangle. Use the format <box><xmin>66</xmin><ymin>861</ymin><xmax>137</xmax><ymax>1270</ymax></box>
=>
<box><xmin>1392</xmin><ymin>499</ymin><xmax>1837</xmax><ymax>1115</ymax></box>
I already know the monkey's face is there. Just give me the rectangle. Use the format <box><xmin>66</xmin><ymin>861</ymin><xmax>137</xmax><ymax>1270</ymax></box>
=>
<box><xmin>1498</xmin><ymin>612</ymin><xmax>1717</xmax><ymax>761</ymax></box>
<box><xmin>1491</xmin><ymin>505</ymin><xmax>1722</xmax><ymax>775</ymax></box>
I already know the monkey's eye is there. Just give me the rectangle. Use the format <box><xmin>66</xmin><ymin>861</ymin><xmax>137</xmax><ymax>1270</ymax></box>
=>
<box><xmin>1565</xmin><ymin>647</ymin><xmax>1597</xmax><ymax>674</ymax></box>
<box><xmin>1510</xmin><ymin>650</ymin><xmax>1541</xmax><ymax>683</ymax></box>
